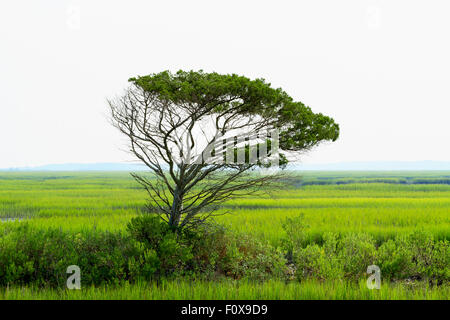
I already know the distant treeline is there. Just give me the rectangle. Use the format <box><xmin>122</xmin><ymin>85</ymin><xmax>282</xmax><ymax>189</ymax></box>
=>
<box><xmin>296</xmin><ymin>178</ymin><xmax>450</xmax><ymax>186</ymax></box>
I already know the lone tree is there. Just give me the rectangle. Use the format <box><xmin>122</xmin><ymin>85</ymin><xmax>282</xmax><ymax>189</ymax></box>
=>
<box><xmin>109</xmin><ymin>70</ymin><xmax>339</xmax><ymax>231</ymax></box>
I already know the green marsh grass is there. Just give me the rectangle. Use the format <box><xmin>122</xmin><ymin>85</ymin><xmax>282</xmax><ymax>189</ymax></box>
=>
<box><xmin>0</xmin><ymin>171</ymin><xmax>449</xmax><ymax>300</ymax></box>
<box><xmin>1</xmin><ymin>280</ymin><xmax>448</xmax><ymax>300</ymax></box>
<box><xmin>1</xmin><ymin>172</ymin><xmax>449</xmax><ymax>244</ymax></box>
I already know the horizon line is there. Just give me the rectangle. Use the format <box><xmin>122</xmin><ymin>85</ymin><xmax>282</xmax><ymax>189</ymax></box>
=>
<box><xmin>1</xmin><ymin>160</ymin><xmax>450</xmax><ymax>172</ymax></box>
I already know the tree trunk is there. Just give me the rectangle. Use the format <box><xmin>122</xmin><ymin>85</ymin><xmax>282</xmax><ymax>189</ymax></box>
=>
<box><xmin>169</xmin><ymin>187</ymin><xmax>183</xmax><ymax>229</ymax></box>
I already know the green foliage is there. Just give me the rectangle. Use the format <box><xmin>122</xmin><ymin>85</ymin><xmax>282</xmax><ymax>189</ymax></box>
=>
<box><xmin>337</xmin><ymin>233</ymin><xmax>377</xmax><ymax>280</ymax></box>
<box><xmin>127</xmin><ymin>215</ymin><xmax>173</xmax><ymax>247</ymax></box>
<box><xmin>0</xmin><ymin>224</ymin><xmax>137</xmax><ymax>287</ymax></box>
<box><xmin>126</xmin><ymin>216</ymin><xmax>289</xmax><ymax>281</ymax></box>
<box><xmin>294</xmin><ymin>243</ymin><xmax>342</xmax><ymax>281</ymax></box>
<box><xmin>127</xmin><ymin>215</ymin><xmax>193</xmax><ymax>276</ymax></box>
<box><xmin>377</xmin><ymin>238</ymin><xmax>413</xmax><ymax>280</ymax></box>
<box><xmin>376</xmin><ymin>230</ymin><xmax>449</xmax><ymax>283</ymax></box>
<box><xmin>129</xmin><ymin>70</ymin><xmax>339</xmax><ymax>160</ymax></box>
<box><xmin>281</xmin><ymin>216</ymin><xmax>448</xmax><ymax>283</ymax></box>
<box><xmin>216</xmin><ymin>233</ymin><xmax>288</xmax><ymax>281</ymax></box>
<box><xmin>127</xmin><ymin>243</ymin><xmax>160</xmax><ymax>281</ymax></box>
<box><xmin>0</xmin><ymin>172</ymin><xmax>448</xmax><ymax>296</ymax></box>
<box><xmin>183</xmin><ymin>223</ymin><xmax>288</xmax><ymax>281</ymax></box>
<box><xmin>282</xmin><ymin>214</ymin><xmax>309</xmax><ymax>262</ymax></box>
<box><xmin>0</xmin><ymin>216</ymin><xmax>288</xmax><ymax>287</ymax></box>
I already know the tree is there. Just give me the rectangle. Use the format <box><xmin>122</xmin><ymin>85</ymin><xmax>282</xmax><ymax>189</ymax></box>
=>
<box><xmin>109</xmin><ymin>70</ymin><xmax>339</xmax><ymax>231</ymax></box>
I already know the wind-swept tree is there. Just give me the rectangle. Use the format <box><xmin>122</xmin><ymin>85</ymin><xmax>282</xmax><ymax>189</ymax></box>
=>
<box><xmin>109</xmin><ymin>70</ymin><xmax>339</xmax><ymax>230</ymax></box>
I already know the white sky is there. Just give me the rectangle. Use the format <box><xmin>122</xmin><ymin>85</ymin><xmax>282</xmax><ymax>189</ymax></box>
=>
<box><xmin>1</xmin><ymin>0</ymin><xmax>449</xmax><ymax>168</ymax></box>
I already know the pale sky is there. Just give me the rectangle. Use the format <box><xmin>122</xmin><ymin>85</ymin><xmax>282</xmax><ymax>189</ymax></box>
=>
<box><xmin>1</xmin><ymin>0</ymin><xmax>449</xmax><ymax>168</ymax></box>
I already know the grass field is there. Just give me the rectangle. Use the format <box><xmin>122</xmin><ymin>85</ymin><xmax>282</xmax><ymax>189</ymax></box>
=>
<box><xmin>1</xmin><ymin>280</ymin><xmax>448</xmax><ymax>300</ymax></box>
<box><xmin>0</xmin><ymin>171</ymin><xmax>449</xmax><ymax>299</ymax></box>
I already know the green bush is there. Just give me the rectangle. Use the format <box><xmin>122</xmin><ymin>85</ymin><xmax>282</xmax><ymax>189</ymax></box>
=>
<box><xmin>187</xmin><ymin>223</ymin><xmax>288</xmax><ymax>281</ymax></box>
<box><xmin>0</xmin><ymin>218</ymin><xmax>288</xmax><ymax>287</ymax></box>
<box><xmin>220</xmin><ymin>233</ymin><xmax>288</xmax><ymax>281</ymax></box>
<box><xmin>406</xmin><ymin>230</ymin><xmax>449</xmax><ymax>282</ymax></box>
<box><xmin>126</xmin><ymin>215</ymin><xmax>287</xmax><ymax>281</ymax></box>
<box><xmin>377</xmin><ymin>237</ymin><xmax>413</xmax><ymax>280</ymax></box>
<box><xmin>281</xmin><ymin>214</ymin><xmax>309</xmax><ymax>263</ymax></box>
<box><xmin>294</xmin><ymin>244</ymin><xmax>342</xmax><ymax>281</ymax></box>
<box><xmin>429</xmin><ymin>240</ymin><xmax>450</xmax><ymax>283</ymax></box>
<box><xmin>0</xmin><ymin>224</ymin><xmax>137</xmax><ymax>287</ymax></box>
<box><xmin>126</xmin><ymin>215</ymin><xmax>193</xmax><ymax>276</ymax></box>
<box><xmin>127</xmin><ymin>243</ymin><xmax>160</xmax><ymax>281</ymax></box>
<box><xmin>0</xmin><ymin>218</ymin><xmax>447</xmax><ymax>287</ymax></box>
<box><xmin>376</xmin><ymin>231</ymin><xmax>449</xmax><ymax>283</ymax></box>
<box><xmin>75</xmin><ymin>231</ymin><xmax>137</xmax><ymax>285</ymax></box>
<box><xmin>292</xmin><ymin>232</ymin><xmax>343</xmax><ymax>281</ymax></box>
<box><xmin>126</xmin><ymin>215</ymin><xmax>172</xmax><ymax>248</ymax></box>
<box><xmin>283</xmin><ymin>217</ymin><xmax>377</xmax><ymax>282</ymax></box>
<box><xmin>282</xmin><ymin>218</ymin><xmax>449</xmax><ymax>283</ymax></box>
<box><xmin>338</xmin><ymin>233</ymin><xmax>377</xmax><ymax>281</ymax></box>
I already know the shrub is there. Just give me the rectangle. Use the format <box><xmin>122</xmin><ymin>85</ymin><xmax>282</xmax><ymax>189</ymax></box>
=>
<box><xmin>428</xmin><ymin>240</ymin><xmax>450</xmax><ymax>283</ymax></box>
<box><xmin>75</xmin><ymin>231</ymin><xmax>137</xmax><ymax>285</ymax></box>
<box><xmin>126</xmin><ymin>215</ymin><xmax>172</xmax><ymax>248</ymax></box>
<box><xmin>281</xmin><ymin>214</ymin><xmax>309</xmax><ymax>263</ymax></box>
<box><xmin>337</xmin><ymin>233</ymin><xmax>377</xmax><ymax>281</ymax></box>
<box><xmin>220</xmin><ymin>233</ymin><xmax>288</xmax><ymax>281</ymax></box>
<box><xmin>288</xmin><ymin>230</ymin><xmax>377</xmax><ymax>282</ymax></box>
<box><xmin>293</xmin><ymin>232</ymin><xmax>342</xmax><ymax>281</ymax></box>
<box><xmin>188</xmin><ymin>223</ymin><xmax>288</xmax><ymax>281</ymax></box>
<box><xmin>126</xmin><ymin>215</ymin><xmax>193</xmax><ymax>276</ymax></box>
<box><xmin>126</xmin><ymin>215</ymin><xmax>289</xmax><ymax>281</ymax></box>
<box><xmin>406</xmin><ymin>230</ymin><xmax>449</xmax><ymax>283</ymax></box>
<box><xmin>376</xmin><ymin>230</ymin><xmax>449</xmax><ymax>283</ymax></box>
<box><xmin>127</xmin><ymin>243</ymin><xmax>160</xmax><ymax>281</ymax></box>
<box><xmin>294</xmin><ymin>244</ymin><xmax>341</xmax><ymax>281</ymax></box>
<box><xmin>1</xmin><ymin>218</ymin><xmax>447</xmax><ymax>287</ymax></box>
<box><xmin>0</xmin><ymin>217</ymin><xmax>288</xmax><ymax>286</ymax></box>
<box><xmin>376</xmin><ymin>237</ymin><xmax>413</xmax><ymax>280</ymax></box>
<box><xmin>0</xmin><ymin>224</ymin><xmax>137</xmax><ymax>287</ymax></box>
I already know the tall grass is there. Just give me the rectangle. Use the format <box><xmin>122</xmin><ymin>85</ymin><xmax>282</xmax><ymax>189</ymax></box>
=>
<box><xmin>1</xmin><ymin>280</ymin><xmax>448</xmax><ymax>300</ymax></box>
<box><xmin>0</xmin><ymin>171</ymin><xmax>449</xmax><ymax>300</ymax></box>
<box><xmin>1</xmin><ymin>172</ymin><xmax>449</xmax><ymax>245</ymax></box>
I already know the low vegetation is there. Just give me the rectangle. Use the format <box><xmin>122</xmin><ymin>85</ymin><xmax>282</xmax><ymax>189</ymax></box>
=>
<box><xmin>0</xmin><ymin>171</ymin><xmax>448</xmax><ymax>299</ymax></box>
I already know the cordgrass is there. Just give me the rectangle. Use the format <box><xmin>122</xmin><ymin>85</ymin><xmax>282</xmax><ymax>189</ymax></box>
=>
<box><xmin>0</xmin><ymin>171</ymin><xmax>449</xmax><ymax>300</ymax></box>
<box><xmin>1</xmin><ymin>280</ymin><xmax>448</xmax><ymax>300</ymax></box>
<box><xmin>1</xmin><ymin>172</ymin><xmax>448</xmax><ymax>245</ymax></box>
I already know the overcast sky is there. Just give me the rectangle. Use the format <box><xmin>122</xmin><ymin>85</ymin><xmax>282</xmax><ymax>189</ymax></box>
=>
<box><xmin>1</xmin><ymin>0</ymin><xmax>449</xmax><ymax>168</ymax></box>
